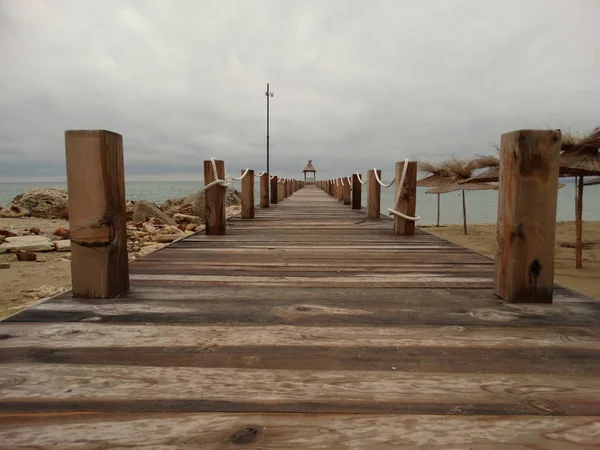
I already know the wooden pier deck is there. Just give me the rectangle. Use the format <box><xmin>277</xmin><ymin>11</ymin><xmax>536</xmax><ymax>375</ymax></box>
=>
<box><xmin>2</xmin><ymin>185</ymin><xmax>600</xmax><ymax>448</ymax></box>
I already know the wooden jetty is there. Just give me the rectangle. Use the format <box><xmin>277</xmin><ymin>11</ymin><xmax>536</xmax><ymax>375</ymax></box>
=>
<box><xmin>1</xmin><ymin>129</ymin><xmax>600</xmax><ymax>447</ymax></box>
<box><xmin>2</xmin><ymin>185</ymin><xmax>600</xmax><ymax>447</ymax></box>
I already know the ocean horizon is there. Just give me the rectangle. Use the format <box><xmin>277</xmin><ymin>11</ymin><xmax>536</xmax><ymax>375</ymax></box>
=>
<box><xmin>1</xmin><ymin>179</ymin><xmax>599</xmax><ymax>225</ymax></box>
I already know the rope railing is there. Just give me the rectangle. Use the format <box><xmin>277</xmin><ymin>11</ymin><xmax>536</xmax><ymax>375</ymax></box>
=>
<box><xmin>388</xmin><ymin>159</ymin><xmax>420</xmax><ymax>222</ymax></box>
<box><xmin>373</xmin><ymin>169</ymin><xmax>395</xmax><ymax>188</ymax></box>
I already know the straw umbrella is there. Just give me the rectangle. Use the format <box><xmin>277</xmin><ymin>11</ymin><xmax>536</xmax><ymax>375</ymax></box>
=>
<box><xmin>559</xmin><ymin>127</ymin><xmax>600</xmax><ymax>268</ymax></box>
<box><xmin>417</xmin><ymin>162</ymin><xmax>452</xmax><ymax>226</ymax></box>
<box><xmin>425</xmin><ymin>158</ymin><xmax>497</xmax><ymax>235</ymax></box>
<box><xmin>584</xmin><ymin>177</ymin><xmax>600</xmax><ymax>186</ymax></box>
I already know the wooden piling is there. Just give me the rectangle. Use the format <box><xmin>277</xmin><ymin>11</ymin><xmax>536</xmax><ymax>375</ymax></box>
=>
<box><xmin>494</xmin><ymin>129</ymin><xmax>561</xmax><ymax>303</ymax></box>
<box><xmin>337</xmin><ymin>179</ymin><xmax>344</xmax><ymax>202</ymax></box>
<box><xmin>343</xmin><ymin>176</ymin><xmax>351</xmax><ymax>205</ymax></box>
<box><xmin>260</xmin><ymin>174</ymin><xmax>269</xmax><ymax>208</ymax></box>
<box><xmin>270</xmin><ymin>176</ymin><xmax>278</xmax><ymax>204</ymax></box>
<box><xmin>352</xmin><ymin>174</ymin><xmax>362</xmax><ymax>210</ymax></box>
<box><xmin>278</xmin><ymin>181</ymin><xmax>285</xmax><ymax>200</ymax></box>
<box><xmin>204</xmin><ymin>159</ymin><xmax>227</xmax><ymax>235</ymax></box>
<box><xmin>367</xmin><ymin>169</ymin><xmax>381</xmax><ymax>219</ymax></box>
<box><xmin>65</xmin><ymin>130</ymin><xmax>129</xmax><ymax>298</ymax></box>
<box><xmin>241</xmin><ymin>169</ymin><xmax>255</xmax><ymax>219</ymax></box>
<box><xmin>393</xmin><ymin>161</ymin><xmax>417</xmax><ymax>236</ymax></box>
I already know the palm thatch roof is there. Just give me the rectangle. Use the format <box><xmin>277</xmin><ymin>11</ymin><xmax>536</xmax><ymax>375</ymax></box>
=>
<box><xmin>417</xmin><ymin>161</ymin><xmax>452</xmax><ymax>187</ymax></box>
<box><xmin>425</xmin><ymin>158</ymin><xmax>497</xmax><ymax>194</ymax></box>
<box><xmin>303</xmin><ymin>160</ymin><xmax>317</xmax><ymax>173</ymax></box>
<box><xmin>559</xmin><ymin>127</ymin><xmax>600</xmax><ymax>176</ymax></box>
<box><xmin>584</xmin><ymin>177</ymin><xmax>600</xmax><ymax>186</ymax></box>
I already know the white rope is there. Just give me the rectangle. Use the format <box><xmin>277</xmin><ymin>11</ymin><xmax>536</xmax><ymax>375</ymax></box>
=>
<box><xmin>356</xmin><ymin>174</ymin><xmax>367</xmax><ymax>185</ymax></box>
<box><xmin>388</xmin><ymin>159</ymin><xmax>420</xmax><ymax>221</ymax></box>
<box><xmin>230</xmin><ymin>168</ymin><xmax>250</xmax><ymax>181</ymax></box>
<box><xmin>347</xmin><ymin>176</ymin><xmax>352</xmax><ymax>185</ymax></box>
<box><xmin>199</xmin><ymin>157</ymin><xmax>230</xmax><ymax>194</ymax></box>
<box><xmin>373</xmin><ymin>169</ymin><xmax>395</xmax><ymax>188</ymax></box>
<box><xmin>340</xmin><ymin>178</ymin><xmax>345</xmax><ymax>186</ymax></box>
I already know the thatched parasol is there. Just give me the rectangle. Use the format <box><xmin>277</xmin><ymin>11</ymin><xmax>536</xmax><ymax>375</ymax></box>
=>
<box><xmin>425</xmin><ymin>158</ymin><xmax>497</xmax><ymax>235</ymax></box>
<box><xmin>417</xmin><ymin>162</ymin><xmax>452</xmax><ymax>226</ymax></box>
<box><xmin>559</xmin><ymin>127</ymin><xmax>600</xmax><ymax>269</ymax></box>
<box><xmin>584</xmin><ymin>177</ymin><xmax>600</xmax><ymax>186</ymax></box>
<box><xmin>459</xmin><ymin>154</ymin><xmax>500</xmax><ymax>184</ymax></box>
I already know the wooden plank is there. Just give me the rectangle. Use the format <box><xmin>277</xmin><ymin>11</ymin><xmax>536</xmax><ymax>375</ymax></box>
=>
<box><xmin>495</xmin><ymin>130</ymin><xmax>561</xmax><ymax>303</ymax></box>
<box><xmin>352</xmin><ymin>173</ymin><xmax>362</xmax><ymax>209</ymax></box>
<box><xmin>367</xmin><ymin>169</ymin><xmax>381</xmax><ymax>218</ymax></box>
<box><xmin>240</xmin><ymin>169</ymin><xmax>254</xmax><ymax>219</ymax></box>
<box><xmin>393</xmin><ymin>160</ymin><xmax>417</xmax><ymax>236</ymax></box>
<box><xmin>1</xmin><ymin>413</ymin><xmax>598</xmax><ymax>449</ymax></box>
<box><xmin>203</xmin><ymin>159</ymin><xmax>226</xmax><ymax>235</ymax></box>
<box><xmin>1</xmin><ymin>364</ymin><xmax>599</xmax><ymax>415</ymax></box>
<box><xmin>270</xmin><ymin>175</ymin><xmax>278</xmax><ymax>204</ymax></box>
<box><xmin>64</xmin><ymin>129</ymin><xmax>129</xmax><ymax>298</ymax></box>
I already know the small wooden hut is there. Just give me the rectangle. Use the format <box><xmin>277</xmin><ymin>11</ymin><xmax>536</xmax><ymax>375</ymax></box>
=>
<box><xmin>303</xmin><ymin>160</ymin><xmax>317</xmax><ymax>184</ymax></box>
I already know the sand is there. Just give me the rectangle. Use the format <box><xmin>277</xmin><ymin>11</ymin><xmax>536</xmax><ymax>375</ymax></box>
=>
<box><xmin>424</xmin><ymin>221</ymin><xmax>600</xmax><ymax>300</ymax></box>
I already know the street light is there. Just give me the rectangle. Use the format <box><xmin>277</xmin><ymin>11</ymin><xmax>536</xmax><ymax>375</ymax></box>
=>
<box><xmin>266</xmin><ymin>83</ymin><xmax>274</xmax><ymax>176</ymax></box>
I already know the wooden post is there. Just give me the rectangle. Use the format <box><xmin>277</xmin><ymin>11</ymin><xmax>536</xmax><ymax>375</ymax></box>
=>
<box><xmin>204</xmin><ymin>159</ymin><xmax>226</xmax><ymax>235</ymax></box>
<box><xmin>576</xmin><ymin>175</ymin><xmax>583</xmax><ymax>269</ymax></box>
<box><xmin>278</xmin><ymin>181</ymin><xmax>284</xmax><ymax>200</ymax></box>
<box><xmin>494</xmin><ymin>129</ymin><xmax>561</xmax><ymax>304</ymax></box>
<box><xmin>393</xmin><ymin>161</ymin><xmax>417</xmax><ymax>236</ymax></box>
<box><xmin>337</xmin><ymin>179</ymin><xmax>344</xmax><ymax>202</ymax></box>
<box><xmin>352</xmin><ymin>174</ymin><xmax>362</xmax><ymax>210</ymax></box>
<box><xmin>65</xmin><ymin>130</ymin><xmax>129</xmax><ymax>298</ymax></box>
<box><xmin>241</xmin><ymin>169</ymin><xmax>255</xmax><ymax>219</ymax></box>
<box><xmin>270</xmin><ymin>176</ymin><xmax>278</xmax><ymax>204</ymax></box>
<box><xmin>260</xmin><ymin>174</ymin><xmax>269</xmax><ymax>208</ymax></box>
<box><xmin>367</xmin><ymin>169</ymin><xmax>381</xmax><ymax>218</ymax></box>
<box><xmin>343</xmin><ymin>176</ymin><xmax>351</xmax><ymax>205</ymax></box>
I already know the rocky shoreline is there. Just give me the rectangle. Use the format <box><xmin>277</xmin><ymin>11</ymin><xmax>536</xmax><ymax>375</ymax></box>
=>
<box><xmin>0</xmin><ymin>187</ymin><xmax>241</xmax><ymax>315</ymax></box>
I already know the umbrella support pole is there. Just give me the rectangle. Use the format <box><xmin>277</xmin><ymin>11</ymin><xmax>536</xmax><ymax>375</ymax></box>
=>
<box><xmin>576</xmin><ymin>175</ymin><xmax>583</xmax><ymax>269</ymax></box>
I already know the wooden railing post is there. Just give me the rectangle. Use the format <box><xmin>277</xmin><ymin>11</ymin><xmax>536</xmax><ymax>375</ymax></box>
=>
<box><xmin>367</xmin><ymin>169</ymin><xmax>381</xmax><ymax>218</ymax></box>
<box><xmin>393</xmin><ymin>161</ymin><xmax>417</xmax><ymax>236</ymax></box>
<box><xmin>241</xmin><ymin>169</ymin><xmax>255</xmax><ymax>219</ymax></box>
<box><xmin>343</xmin><ymin>176</ymin><xmax>351</xmax><ymax>205</ymax></box>
<box><xmin>352</xmin><ymin>174</ymin><xmax>362</xmax><ymax>210</ymax></box>
<box><xmin>204</xmin><ymin>159</ymin><xmax>226</xmax><ymax>235</ymax></box>
<box><xmin>270</xmin><ymin>175</ymin><xmax>278</xmax><ymax>204</ymax></box>
<box><xmin>337</xmin><ymin>179</ymin><xmax>344</xmax><ymax>202</ymax></box>
<box><xmin>278</xmin><ymin>180</ymin><xmax>284</xmax><ymax>200</ymax></box>
<box><xmin>65</xmin><ymin>130</ymin><xmax>129</xmax><ymax>298</ymax></box>
<box><xmin>260</xmin><ymin>173</ymin><xmax>269</xmax><ymax>208</ymax></box>
<box><xmin>494</xmin><ymin>129</ymin><xmax>561</xmax><ymax>303</ymax></box>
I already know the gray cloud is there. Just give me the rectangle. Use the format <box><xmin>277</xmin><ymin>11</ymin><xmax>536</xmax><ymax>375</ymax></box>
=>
<box><xmin>1</xmin><ymin>0</ymin><xmax>599</xmax><ymax>181</ymax></box>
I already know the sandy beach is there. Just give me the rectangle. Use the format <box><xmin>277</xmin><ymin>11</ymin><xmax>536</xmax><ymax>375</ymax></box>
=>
<box><xmin>425</xmin><ymin>221</ymin><xmax>600</xmax><ymax>300</ymax></box>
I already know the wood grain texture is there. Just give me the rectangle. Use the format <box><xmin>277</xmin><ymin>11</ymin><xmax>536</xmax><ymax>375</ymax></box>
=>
<box><xmin>495</xmin><ymin>129</ymin><xmax>561</xmax><ymax>303</ymax></box>
<box><xmin>394</xmin><ymin>160</ymin><xmax>417</xmax><ymax>236</ymax></box>
<box><xmin>367</xmin><ymin>169</ymin><xmax>381</xmax><ymax>218</ymax></box>
<box><xmin>64</xmin><ymin>130</ymin><xmax>129</xmax><ymax>298</ymax></box>
<box><xmin>260</xmin><ymin>173</ymin><xmax>269</xmax><ymax>208</ymax></box>
<box><xmin>203</xmin><ymin>159</ymin><xmax>226</xmax><ymax>235</ymax></box>
<box><xmin>1</xmin><ymin>184</ymin><xmax>599</xmax><ymax>446</ymax></box>
<box><xmin>270</xmin><ymin>175</ymin><xmax>278</xmax><ymax>204</ymax></box>
<box><xmin>241</xmin><ymin>169</ymin><xmax>254</xmax><ymax>219</ymax></box>
<box><xmin>352</xmin><ymin>173</ymin><xmax>362</xmax><ymax>209</ymax></box>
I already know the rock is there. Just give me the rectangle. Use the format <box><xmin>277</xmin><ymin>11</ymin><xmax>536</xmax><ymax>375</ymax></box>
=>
<box><xmin>185</xmin><ymin>223</ymin><xmax>197</xmax><ymax>231</ymax></box>
<box><xmin>16</xmin><ymin>250</ymin><xmax>37</xmax><ymax>261</ymax></box>
<box><xmin>29</xmin><ymin>227</ymin><xmax>41</xmax><ymax>235</ymax></box>
<box><xmin>54</xmin><ymin>228</ymin><xmax>70</xmax><ymax>238</ymax></box>
<box><xmin>0</xmin><ymin>230</ymin><xmax>17</xmax><ymax>238</ymax></box>
<box><xmin>0</xmin><ymin>247</ymin><xmax>5</xmax><ymax>254</ymax></box>
<box><xmin>0</xmin><ymin>235</ymin><xmax>5</xmax><ymax>243</ymax></box>
<box><xmin>137</xmin><ymin>243</ymin><xmax>166</xmax><ymax>256</ymax></box>
<box><xmin>126</xmin><ymin>201</ymin><xmax>135</xmax><ymax>222</ymax></box>
<box><xmin>132</xmin><ymin>201</ymin><xmax>176</xmax><ymax>226</ymax></box>
<box><xmin>0</xmin><ymin>262</ymin><xmax>9</xmax><ymax>269</ymax></box>
<box><xmin>12</xmin><ymin>188</ymin><xmax>69</xmax><ymax>219</ymax></box>
<box><xmin>155</xmin><ymin>234</ymin><xmax>183</xmax><ymax>243</ymax></box>
<box><xmin>55</xmin><ymin>240</ymin><xmax>71</xmax><ymax>252</ymax></box>
<box><xmin>161</xmin><ymin>225</ymin><xmax>184</xmax><ymax>235</ymax></box>
<box><xmin>149</xmin><ymin>217</ymin><xmax>165</xmax><ymax>226</ymax></box>
<box><xmin>24</xmin><ymin>284</ymin><xmax>68</xmax><ymax>300</ymax></box>
<box><xmin>161</xmin><ymin>197</ymin><xmax>185</xmax><ymax>212</ymax></box>
<box><xmin>142</xmin><ymin>223</ymin><xmax>158</xmax><ymax>234</ymax></box>
<box><xmin>194</xmin><ymin>225</ymin><xmax>206</xmax><ymax>232</ymax></box>
<box><xmin>174</xmin><ymin>213</ymin><xmax>202</xmax><ymax>226</ymax></box>
<box><xmin>0</xmin><ymin>203</ymin><xmax>30</xmax><ymax>218</ymax></box>
<box><xmin>1</xmin><ymin>236</ymin><xmax>54</xmax><ymax>252</ymax></box>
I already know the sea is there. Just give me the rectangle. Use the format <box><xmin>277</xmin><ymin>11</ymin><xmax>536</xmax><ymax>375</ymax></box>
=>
<box><xmin>1</xmin><ymin>179</ymin><xmax>599</xmax><ymax>225</ymax></box>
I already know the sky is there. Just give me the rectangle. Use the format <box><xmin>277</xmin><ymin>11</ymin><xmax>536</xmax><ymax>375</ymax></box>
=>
<box><xmin>0</xmin><ymin>0</ymin><xmax>599</xmax><ymax>181</ymax></box>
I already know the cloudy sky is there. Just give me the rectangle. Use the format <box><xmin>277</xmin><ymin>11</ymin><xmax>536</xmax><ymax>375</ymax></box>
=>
<box><xmin>0</xmin><ymin>0</ymin><xmax>598</xmax><ymax>181</ymax></box>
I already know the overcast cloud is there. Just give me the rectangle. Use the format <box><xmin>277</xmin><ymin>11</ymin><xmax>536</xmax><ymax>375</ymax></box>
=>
<box><xmin>0</xmin><ymin>0</ymin><xmax>598</xmax><ymax>181</ymax></box>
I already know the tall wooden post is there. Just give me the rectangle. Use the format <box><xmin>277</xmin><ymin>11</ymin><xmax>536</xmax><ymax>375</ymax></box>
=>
<box><xmin>343</xmin><ymin>176</ymin><xmax>351</xmax><ymax>205</ymax></box>
<box><xmin>260</xmin><ymin>174</ymin><xmax>269</xmax><ymax>208</ymax></box>
<box><xmin>270</xmin><ymin>175</ymin><xmax>278</xmax><ymax>204</ymax></box>
<box><xmin>352</xmin><ymin>174</ymin><xmax>362</xmax><ymax>210</ymax></box>
<box><xmin>367</xmin><ymin>169</ymin><xmax>381</xmax><ymax>219</ymax></box>
<box><xmin>393</xmin><ymin>161</ymin><xmax>417</xmax><ymax>236</ymax></box>
<box><xmin>494</xmin><ymin>129</ymin><xmax>561</xmax><ymax>303</ymax></box>
<box><xmin>278</xmin><ymin>181</ymin><xmax>284</xmax><ymax>200</ymax></box>
<box><xmin>241</xmin><ymin>169</ymin><xmax>255</xmax><ymax>219</ymax></box>
<box><xmin>204</xmin><ymin>159</ymin><xmax>226</xmax><ymax>235</ymax></box>
<box><xmin>337</xmin><ymin>179</ymin><xmax>344</xmax><ymax>202</ymax></box>
<box><xmin>65</xmin><ymin>130</ymin><xmax>129</xmax><ymax>298</ymax></box>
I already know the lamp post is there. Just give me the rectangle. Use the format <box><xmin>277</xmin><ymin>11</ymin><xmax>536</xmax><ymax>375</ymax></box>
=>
<box><xmin>265</xmin><ymin>83</ymin><xmax>274</xmax><ymax>176</ymax></box>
